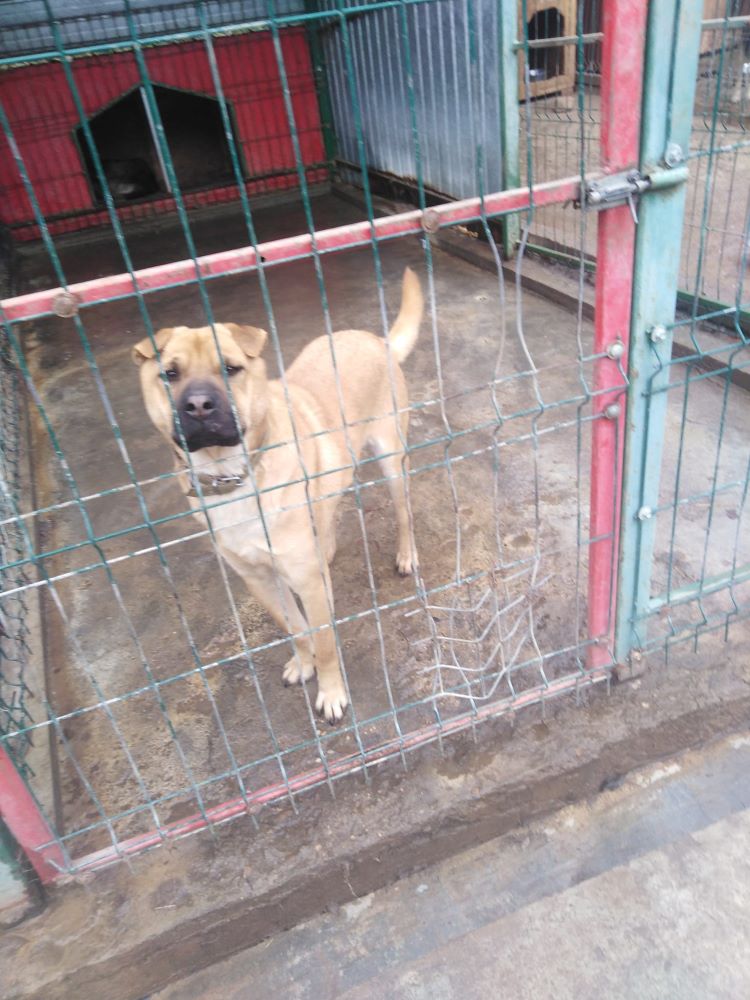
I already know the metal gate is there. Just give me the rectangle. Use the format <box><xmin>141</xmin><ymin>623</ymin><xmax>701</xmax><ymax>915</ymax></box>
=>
<box><xmin>0</xmin><ymin>0</ymin><xmax>747</xmax><ymax>886</ymax></box>
<box><xmin>616</xmin><ymin>4</ymin><xmax>750</xmax><ymax>663</ymax></box>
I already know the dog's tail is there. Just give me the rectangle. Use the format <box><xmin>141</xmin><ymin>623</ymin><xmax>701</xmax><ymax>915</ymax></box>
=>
<box><xmin>388</xmin><ymin>267</ymin><xmax>423</xmax><ymax>364</ymax></box>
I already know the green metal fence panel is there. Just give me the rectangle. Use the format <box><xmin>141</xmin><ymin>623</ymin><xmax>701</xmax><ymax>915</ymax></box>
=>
<box><xmin>616</xmin><ymin>0</ymin><xmax>750</xmax><ymax>662</ymax></box>
<box><xmin>0</xmin><ymin>0</ymin><xmax>613</xmax><ymax>873</ymax></box>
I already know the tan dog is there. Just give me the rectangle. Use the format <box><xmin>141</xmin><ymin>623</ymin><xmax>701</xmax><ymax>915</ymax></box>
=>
<box><xmin>132</xmin><ymin>268</ymin><xmax>423</xmax><ymax>722</ymax></box>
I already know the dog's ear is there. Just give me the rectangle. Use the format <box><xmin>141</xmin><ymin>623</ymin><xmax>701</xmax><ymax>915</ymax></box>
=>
<box><xmin>223</xmin><ymin>323</ymin><xmax>268</xmax><ymax>358</ymax></box>
<box><xmin>131</xmin><ymin>328</ymin><xmax>173</xmax><ymax>366</ymax></box>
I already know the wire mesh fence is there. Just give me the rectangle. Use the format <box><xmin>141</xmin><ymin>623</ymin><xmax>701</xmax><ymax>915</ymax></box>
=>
<box><xmin>1</xmin><ymin>220</ymin><xmax>615</xmax><ymax>870</ymax></box>
<box><xmin>0</xmin><ymin>320</ymin><xmax>33</xmax><ymax>776</ymax></box>
<box><xmin>521</xmin><ymin>3</ymin><xmax>750</xmax><ymax>310</ymax></box>
<box><xmin>0</xmin><ymin>0</ymin><xmax>745</xmax><ymax>880</ymax></box>
<box><xmin>631</xmin><ymin>6</ymin><xmax>750</xmax><ymax>656</ymax></box>
<box><xmin>518</xmin><ymin>0</ymin><xmax>602</xmax><ymax>262</ymax></box>
<box><xmin>682</xmin><ymin>8</ymin><xmax>750</xmax><ymax>306</ymax></box>
<box><xmin>641</xmin><ymin>334</ymin><xmax>750</xmax><ymax>652</ymax></box>
<box><xmin>0</xmin><ymin>0</ymin><xmax>624</xmax><ymax>873</ymax></box>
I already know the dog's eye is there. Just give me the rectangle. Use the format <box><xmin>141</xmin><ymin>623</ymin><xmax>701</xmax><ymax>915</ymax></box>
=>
<box><xmin>164</xmin><ymin>368</ymin><xmax>179</xmax><ymax>382</ymax></box>
<box><xmin>225</xmin><ymin>364</ymin><xmax>243</xmax><ymax>376</ymax></box>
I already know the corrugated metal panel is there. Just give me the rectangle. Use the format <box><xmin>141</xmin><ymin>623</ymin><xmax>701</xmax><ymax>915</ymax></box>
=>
<box><xmin>0</xmin><ymin>0</ymin><xmax>306</xmax><ymax>59</ymax></box>
<box><xmin>321</xmin><ymin>0</ymin><xmax>504</xmax><ymax>200</ymax></box>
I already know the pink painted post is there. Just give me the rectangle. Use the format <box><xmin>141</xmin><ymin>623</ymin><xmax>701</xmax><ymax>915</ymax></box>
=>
<box><xmin>0</xmin><ymin>747</ymin><xmax>65</xmax><ymax>883</ymax></box>
<box><xmin>587</xmin><ymin>1</ymin><xmax>648</xmax><ymax>669</ymax></box>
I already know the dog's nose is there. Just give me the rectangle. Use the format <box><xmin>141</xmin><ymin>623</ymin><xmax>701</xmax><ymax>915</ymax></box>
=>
<box><xmin>183</xmin><ymin>391</ymin><xmax>216</xmax><ymax>421</ymax></box>
<box><xmin>175</xmin><ymin>381</ymin><xmax>240</xmax><ymax>450</ymax></box>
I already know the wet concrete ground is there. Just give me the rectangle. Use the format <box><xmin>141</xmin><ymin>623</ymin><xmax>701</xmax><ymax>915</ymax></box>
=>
<box><xmin>153</xmin><ymin>730</ymin><xmax>750</xmax><ymax>1000</ymax></box>
<box><xmin>13</xmin><ymin>189</ymin><xmax>750</xmax><ymax>863</ymax></box>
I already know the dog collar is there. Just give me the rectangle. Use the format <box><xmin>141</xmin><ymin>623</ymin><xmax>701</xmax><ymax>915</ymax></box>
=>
<box><xmin>186</xmin><ymin>470</ymin><xmax>248</xmax><ymax>498</ymax></box>
<box><xmin>184</xmin><ymin>446</ymin><xmax>267</xmax><ymax>498</ymax></box>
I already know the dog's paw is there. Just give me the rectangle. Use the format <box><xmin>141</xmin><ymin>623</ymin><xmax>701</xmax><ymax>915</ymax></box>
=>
<box><xmin>396</xmin><ymin>547</ymin><xmax>418</xmax><ymax>576</ymax></box>
<box><xmin>315</xmin><ymin>682</ymin><xmax>348</xmax><ymax>724</ymax></box>
<box><xmin>282</xmin><ymin>654</ymin><xmax>314</xmax><ymax>686</ymax></box>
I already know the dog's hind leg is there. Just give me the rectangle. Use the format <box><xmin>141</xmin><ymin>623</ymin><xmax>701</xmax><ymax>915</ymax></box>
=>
<box><xmin>372</xmin><ymin>428</ymin><xmax>417</xmax><ymax>576</ymax></box>
<box><xmin>240</xmin><ymin>566</ymin><xmax>315</xmax><ymax>686</ymax></box>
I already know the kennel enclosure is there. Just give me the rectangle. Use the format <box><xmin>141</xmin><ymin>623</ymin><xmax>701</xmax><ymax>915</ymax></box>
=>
<box><xmin>0</xmin><ymin>0</ymin><xmax>748</xmax><ymax>892</ymax></box>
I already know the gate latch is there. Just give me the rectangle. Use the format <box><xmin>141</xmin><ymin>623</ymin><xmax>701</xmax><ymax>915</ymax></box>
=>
<box><xmin>582</xmin><ymin>170</ymin><xmax>650</xmax><ymax>224</ymax></box>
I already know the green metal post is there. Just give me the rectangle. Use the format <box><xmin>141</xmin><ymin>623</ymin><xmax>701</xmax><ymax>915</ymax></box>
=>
<box><xmin>304</xmin><ymin>0</ymin><xmax>338</xmax><ymax>169</ymax></box>
<box><xmin>614</xmin><ymin>0</ymin><xmax>704</xmax><ymax>664</ymax></box>
<box><xmin>499</xmin><ymin>0</ymin><xmax>520</xmax><ymax>257</ymax></box>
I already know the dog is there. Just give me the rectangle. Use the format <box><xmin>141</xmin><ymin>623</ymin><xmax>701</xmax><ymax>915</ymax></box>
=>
<box><xmin>132</xmin><ymin>267</ymin><xmax>423</xmax><ymax>722</ymax></box>
<box><xmin>99</xmin><ymin>158</ymin><xmax>160</xmax><ymax>202</ymax></box>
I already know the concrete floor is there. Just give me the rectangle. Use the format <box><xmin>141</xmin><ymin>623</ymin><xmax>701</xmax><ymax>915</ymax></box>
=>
<box><xmin>4</xmin><ymin>640</ymin><xmax>749</xmax><ymax>1000</ymax></box>
<box><xmin>153</xmin><ymin>730</ymin><xmax>750</xmax><ymax>1000</ymax></box>
<box><xmin>14</xmin><ymin>189</ymin><xmax>750</xmax><ymax>863</ymax></box>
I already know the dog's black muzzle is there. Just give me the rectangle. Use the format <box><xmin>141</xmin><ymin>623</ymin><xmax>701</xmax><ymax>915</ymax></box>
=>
<box><xmin>173</xmin><ymin>380</ymin><xmax>242</xmax><ymax>452</ymax></box>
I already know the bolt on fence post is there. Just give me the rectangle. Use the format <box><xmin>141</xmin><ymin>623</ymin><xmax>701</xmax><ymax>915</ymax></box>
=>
<box><xmin>615</xmin><ymin>0</ymin><xmax>704</xmax><ymax>668</ymax></box>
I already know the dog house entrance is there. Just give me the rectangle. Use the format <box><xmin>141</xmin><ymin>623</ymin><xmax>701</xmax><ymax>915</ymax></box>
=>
<box><xmin>519</xmin><ymin>1</ymin><xmax>575</xmax><ymax>101</ymax></box>
<box><xmin>527</xmin><ymin>8</ymin><xmax>565</xmax><ymax>81</ymax></box>
<box><xmin>77</xmin><ymin>84</ymin><xmax>240</xmax><ymax>205</ymax></box>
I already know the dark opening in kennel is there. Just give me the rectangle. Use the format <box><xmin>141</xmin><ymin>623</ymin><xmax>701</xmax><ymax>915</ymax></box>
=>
<box><xmin>76</xmin><ymin>84</ymin><xmax>241</xmax><ymax>205</ymax></box>
<box><xmin>527</xmin><ymin>8</ymin><xmax>565</xmax><ymax>79</ymax></box>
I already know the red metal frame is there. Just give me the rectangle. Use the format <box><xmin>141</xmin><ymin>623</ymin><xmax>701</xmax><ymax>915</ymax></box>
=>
<box><xmin>1</xmin><ymin>174</ymin><xmax>583</xmax><ymax>322</ymax></box>
<box><xmin>587</xmin><ymin>0</ymin><xmax>647</xmax><ymax>670</ymax></box>
<box><xmin>0</xmin><ymin>747</ymin><xmax>65</xmax><ymax>883</ymax></box>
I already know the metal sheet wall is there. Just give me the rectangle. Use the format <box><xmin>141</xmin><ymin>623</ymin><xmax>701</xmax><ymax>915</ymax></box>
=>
<box><xmin>0</xmin><ymin>1</ymin><xmax>306</xmax><ymax>58</ymax></box>
<box><xmin>321</xmin><ymin>0</ymin><xmax>505</xmax><ymax>200</ymax></box>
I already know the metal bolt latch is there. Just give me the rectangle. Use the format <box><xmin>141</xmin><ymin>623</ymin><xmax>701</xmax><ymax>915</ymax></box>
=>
<box><xmin>649</xmin><ymin>324</ymin><xmax>667</xmax><ymax>343</ymax></box>
<box><xmin>584</xmin><ymin>169</ymin><xmax>649</xmax><ymax>225</ymax></box>
<box><xmin>421</xmin><ymin>208</ymin><xmax>441</xmax><ymax>234</ymax></box>
<box><xmin>52</xmin><ymin>291</ymin><xmax>81</xmax><ymax>318</ymax></box>
<box><xmin>606</xmin><ymin>339</ymin><xmax>625</xmax><ymax>360</ymax></box>
<box><xmin>636</xmin><ymin>506</ymin><xmax>653</xmax><ymax>521</ymax></box>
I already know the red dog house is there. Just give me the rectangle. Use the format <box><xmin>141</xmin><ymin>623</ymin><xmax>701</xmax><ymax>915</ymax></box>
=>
<box><xmin>0</xmin><ymin>29</ymin><xmax>326</xmax><ymax>240</ymax></box>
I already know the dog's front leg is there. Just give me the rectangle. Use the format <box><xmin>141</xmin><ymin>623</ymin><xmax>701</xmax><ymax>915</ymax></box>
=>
<box><xmin>238</xmin><ymin>565</ymin><xmax>315</xmax><ymax>686</ymax></box>
<box><xmin>293</xmin><ymin>565</ymin><xmax>348</xmax><ymax>723</ymax></box>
